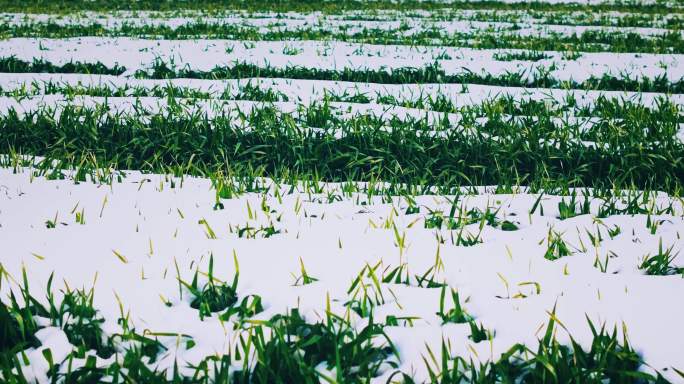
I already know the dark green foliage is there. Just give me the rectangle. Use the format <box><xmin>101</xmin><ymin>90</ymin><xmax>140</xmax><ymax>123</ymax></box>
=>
<box><xmin>135</xmin><ymin>59</ymin><xmax>684</xmax><ymax>93</ymax></box>
<box><xmin>639</xmin><ymin>239</ymin><xmax>684</xmax><ymax>276</ymax></box>
<box><xmin>0</xmin><ymin>301</ymin><xmax>23</xmax><ymax>354</ymax></box>
<box><xmin>544</xmin><ymin>230</ymin><xmax>571</xmax><ymax>260</ymax></box>
<box><xmin>493</xmin><ymin>51</ymin><xmax>551</xmax><ymax>61</ymax></box>
<box><xmin>183</xmin><ymin>255</ymin><xmax>239</xmax><ymax>319</ymax></box>
<box><xmin>1</xmin><ymin>101</ymin><xmax>683</xmax><ymax>194</ymax></box>
<box><xmin>0</xmin><ymin>0</ymin><xmax>679</xmax><ymax>14</ymax></box>
<box><xmin>429</xmin><ymin>314</ymin><xmax>664</xmax><ymax>383</ymax></box>
<box><xmin>2</xmin><ymin>17</ymin><xmax>684</xmax><ymax>54</ymax></box>
<box><xmin>0</xmin><ymin>56</ymin><xmax>126</xmax><ymax>76</ymax></box>
<box><xmin>240</xmin><ymin>309</ymin><xmax>398</xmax><ymax>383</ymax></box>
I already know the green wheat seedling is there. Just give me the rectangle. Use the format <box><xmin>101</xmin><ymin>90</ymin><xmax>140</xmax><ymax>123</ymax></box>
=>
<box><xmin>292</xmin><ymin>257</ymin><xmax>319</xmax><ymax>286</ymax></box>
<box><xmin>414</xmin><ymin>246</ymin><xmax>447</xmax><ymax>288</ymax></box>
<box><xmin>45</xmin><ymin>211</ymin><xmax>59</xmax><ymax>229</ymax></box>
<box><xmin>423</xmin><ymin>308</ymin><xmax>659</xmax><ymax>382</ymax></box>
<box><xmin>434</xmin><ymin>286</ymin><xmax>493</xmax><ymax>344</ymax></box>
<box><xmin>241</xmin><ymin>305</ymin><xmax>398</xmax><ymax>383</ymax></box>
<box><xmin>557</xmin><ymin>191</ymin><xmax>591</xmax><ymax>220</ymax></box>
<box><xmin>197</xmin><ymin>217</ymin><xmax>218</xmax><ymax>239</ymax></box>
<box><xmin>211</xmin><ymin>172</ymin><xmax>237</xmax><ymax>209</ymax></box>
<box><xmin>230</xmin><ymin>222</ymin><xmax>282</xmax><ymax>239</ymax></box>
<box><xmin>0</xmin><ymin>271</ymin><xmax>172</xmax><ymax>382</ymax></box>
<box><xmin>493</xmin><ymin>50</ymin><xmax>551</xmax><ymax>62</ymax></box>
<box><xmin>543</xmin><ymin>229</ymin><xmax>572</xmax><ymax>261</ymax></box>
<box><xmin>593</xmin><ymin>250</ymin><xmax>616</xmax><ymax>274</ymax></box>
<box><xmin>346</xmin><ymin>262</ymin><xmax>386</xmax><ymax>318</ymax></box>
<box><xmin>177</xmin><ymin>253</ymin><xmax>264</xmax><ymax>323</ymax></box>
<box><xmin>437</xmin><ymin>287</ymin><xmax>473</xmax><ymax>324</ymax></box>
<box><xmin>639</xmin><ymin>238</ymin><xmax>684</xmax><ymax>276</ymax></box>
<box><xmin>382</xmin><ymin>263</ymin><xmax>411</xmax><ymax>285</ymax></box>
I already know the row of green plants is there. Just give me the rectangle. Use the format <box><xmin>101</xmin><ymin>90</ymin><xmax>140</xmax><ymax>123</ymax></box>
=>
<box><xmin>3</xmin><ymin>77</ymin><xmax>681</xmax><ymax>124</ymax></box>
<box><xmin>0</xmin><ymin>80</ymin><xmax>289</xmax><ymax>103</ymax></box>
<box><xmin>2</xmin><ymin>56</ymin><xmax>680</xmax><ymax>93</ymax></box>
<box><xmin>0</xmin><ymin>100</ymin><xmax>682</xmax><ymax>193</ymax></box>
<box><xmin>0</xmin><ymin>0</ymin><xmax>679</xmax><ymax>15</ymax></box>
<box><xmin>2</xmin><ymin>21</ymin><xmax>682</xmax><ymax>54</ymax></box>
<box><xmin>1</xmin><ymin>259</ymin><xmax>679</xmax><ymax>383</ymax></box>
<box><xmin>417</xmin><ymin>8</ymin><xmax>684</xmax><ymax>29</ymax></box>
<box><xmin>132</xmin><ymin>59</ymin><xmax>684</xmax><ymax>93</ymax></box>
<box><xmin>0</xmin><ymin>57</ymin><xmax>127</xmax><ymax>76</ymax></box>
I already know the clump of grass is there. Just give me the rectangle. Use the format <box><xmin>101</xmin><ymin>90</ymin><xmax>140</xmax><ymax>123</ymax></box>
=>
<box><xmin>292</xmin><ymin>258</ymin><xmax>319</xmax><ymax>286</ymax></box>
<box><xmin>639</xmin><ymin>239</ymin><xmax>683</xmax><ymax>276</ymax></box>
<box><xmin>544</xmin><ymin>229</ymin><xmax>571</xmax><ymax>260</ymax></box>
<box><xmin>561</xmin><ymin>50</ymin><xmax>583</xmax><ymax>60</ymax></box>
<box><xmin>437</xmin><ymin>287</ymin><xmax>472</xmax><ymax>324</ymax></box>
<box><xmin>0</xmin><ymin>287</ymin><xmax>41</xmax><ymax>381</ymax></box>
<box><xmin>131</xmin><ymin>58</ymin><xmax>684</xmax><ymax>93</ymax></box>
<box><xmin>436</xmin><ymin>287</ymin><xmax>492</xmax><ymax>342</ymax></box>
<box><xmin>179</xmin><ymin>254</ymin><xmax>264</xmax><ymax>324</ymax></box>
<box><xmin>1</xmin><ymin>269</ymin><xmax>51</xmax><ymax>354</ymax></box>
<box><xmin>0</xmin><ymin>56</ymin><xmax>126</xmax><ymax>75</ymax></box>
<box><xmin>281</xmin><ymin>45</ymin><xmax>302</xmax><ymax>56</ymax></box>
<box><xmin>557</xmin><ymin>191</ymin><xmax>591</xmax><ymax>220</ymax></box>
<box><xmin>493</xmin><ymin>50</ymin><xmax>551</xmax><ymax>62</ymax></box>
<box><xmin>231</xmin><ymin>222</ymin><xmax>282</xmax><ymax>238</ymax></box>
<box><xmin>0</xmin><ymin>270</ymin><xmax>165</xmax><ymax>382</ymax></box>
<box><xmin>181</xmin><ymin>254</ymin><xmax>239</xmax><ymax>318</ymax></box>
<box><xmin>47</xmin><ymin>284</ymin><xmax>116</xmax><ymax>358</ymax></box>
<box><xmin>488</xmin><ymin>315</ymin><xmax>654</xmax><ymax>382</ymax></box>
<box><xmin>239</xmin><ymin>307</ymin><xmax>398</xmax><ymax>383</ymax></box>
<box><xmin>229</xmin><ymin>81</ymin><xmax>289</xmax><ymax>102</ymax></box>
<box><xmin>346</xmin><ymin>263</ymin><xmax>386</xmax><ymax>318</ymax></box>
<box><xmin>427</xmin><ymin>311</ymin><xmax>661</xmax><ymax>382</ymax></box>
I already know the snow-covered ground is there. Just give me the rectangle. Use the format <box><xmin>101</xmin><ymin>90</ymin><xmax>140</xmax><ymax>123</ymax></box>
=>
<box><xmin>0</xmin><ymin>1</ymin><xmax>683</xmax><ymax>382</ymax></box>
<box><xmin>1</xmin><ymin>37</ymin><xmax>682</xmax><ymax>82</ymax></box>
<box><xmin>2</xmin><ymin>73</ymin><xmax>682</xmax><ymax>108</ymax></box>
<box><xmin>1</xmin><ymin>167</ymin><xmax>684</xmax><ymax>382</ymax></box>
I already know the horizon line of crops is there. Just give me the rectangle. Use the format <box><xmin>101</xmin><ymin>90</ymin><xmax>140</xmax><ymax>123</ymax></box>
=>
<box><xmin>418</xmin><ymin>9</ymin><xmax>684</xmax><ymax>29</ymax></box>
<box><xmin>1</xmin><ymin>0</ymin><xmax>681</xmax><ymax>15</ymax></box>
<box><xmin>1</xmin><ymin>56</ymin><xmax>682</xmax><ymax>94</ymax></box>
<box><xmin>332</xmin><ymin>8</ymin><xmax>684</xmax><ymax>29</ymax></box>
<box><xmin>1</xmin><ymin>103</ymin><xmax>682</xmax><ymax>193</ymax></box>
<box><xmin>6</xmin><ymin>7</ymin><xmax>683</xmax><ymax>29</ymax></box>
<box><xmin>3</xmin><ymin>22</ymin><xmax>684</xmax><ymax>54</ymax></box>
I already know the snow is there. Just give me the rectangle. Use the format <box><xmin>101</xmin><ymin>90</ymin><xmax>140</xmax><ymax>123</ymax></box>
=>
<box><xmin>0</xmin><ymin>37</ymin><xmax>682</xmax><ymax>83</ymax></box>
<box><xmin>1</xmin><ymin>167</ymin><xmax>683</xmax><ymax>381</ymax></box>
<box><xmin>2</xmin><ymin>73</ymin><xmax>682</xmax><ymax>109</ymax></box>
<box><xmin>1</xmin><ymin>2</ymin><xmax>683</xmax><ymax>382</ymax></box>
<box><xmin>2</xmin><ymin>11</ymin><xmax>681</xmax><ymax>38</ymax></box>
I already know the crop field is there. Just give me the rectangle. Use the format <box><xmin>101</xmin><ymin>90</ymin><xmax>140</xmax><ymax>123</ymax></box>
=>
<box><xmin>1</xmin><ymin>0</ymin><xmax>684</xmax><ymax>382</ymax></box>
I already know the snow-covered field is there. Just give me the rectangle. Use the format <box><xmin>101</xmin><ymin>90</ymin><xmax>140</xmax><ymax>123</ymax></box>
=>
<box><xmin>1</xmin><ymin>0</ymin><xmax>683</xmax><ymax>383</ymax></box>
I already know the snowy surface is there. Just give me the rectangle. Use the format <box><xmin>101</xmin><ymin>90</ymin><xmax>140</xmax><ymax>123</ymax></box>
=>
<box><xmin>1</xmin><ymin>2</ymin><xmax>683</xmax><ymax>382</ymax></box>
<box><xmin>2</xmin><ymin>73</ymin><xmax>682</xmax><ymax>109</ymax></box>
<box><xmin>1</xmin><ymin>167</ymin><xmax>684</xmax><ymax>382</ymax></box>
<box><xmin>2</xmin><ymin>11</ymin><xmax>681</xmax><ymax>38</ymax></box>
<box><xmin>1</xmin><ymin>37</ymin><xmax>682</xmax><ymax>83</ymax></box>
